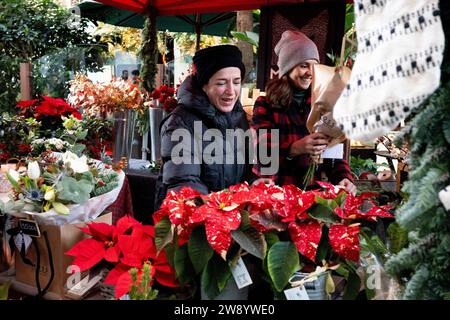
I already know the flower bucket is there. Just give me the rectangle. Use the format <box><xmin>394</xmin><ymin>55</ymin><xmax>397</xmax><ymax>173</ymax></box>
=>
<box><xmin>149</xmin><ymin>107</ymin><xmax>163</xmax><ymax>162</ymax></box>
<box><xmin>289</xmin><ymin>271</ymin><xmax>329</xmax><ymax>300</ymax></box>
<box><xmin>112</xmin><ymin>110</ymin><xmax>136</xmax><ymax>167</ymax></box>
<box><xmin>201</xmin><ymin>277</ymin><xmax>249</xmax><ymax>300</ymax></box>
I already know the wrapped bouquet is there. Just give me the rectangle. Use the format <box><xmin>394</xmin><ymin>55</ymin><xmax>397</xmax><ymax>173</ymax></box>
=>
<box><xmin>2</xmin><ymin>151</ymin><xmax>123</xmax><ymax>225</ymax></box>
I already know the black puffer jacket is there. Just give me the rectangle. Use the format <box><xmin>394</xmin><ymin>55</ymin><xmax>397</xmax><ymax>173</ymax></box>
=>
<box><xmin>154</xmin><ymin>75</ymin><xmax>254</xmax><ymax>210</ymax></box>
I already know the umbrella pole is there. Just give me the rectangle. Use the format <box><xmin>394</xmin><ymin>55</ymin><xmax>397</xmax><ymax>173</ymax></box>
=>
<box><xmin>195</xmin><ymin>27</ymin><xmax>201</xmax><ymax>51</ymax></box>
<box><xmin>141</xmin><ymin>5</ymin><xmax>158</xmax><ymax>93</ymax></box>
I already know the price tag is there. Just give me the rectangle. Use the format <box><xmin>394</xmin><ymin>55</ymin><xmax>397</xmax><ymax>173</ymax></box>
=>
<box><xmin>230</xmin><ymin>257</ymin><xmax>253</xmax><ymax>289</ymax></box>
<box><xmin>19</xmin><ymin>219</ymin><xmax>41</xmax><ymax>237</ymax></box>
<box><xmin>284</xmin><ymin>286</ymin><xmax>310</xmax><ymax>300</ymax></box>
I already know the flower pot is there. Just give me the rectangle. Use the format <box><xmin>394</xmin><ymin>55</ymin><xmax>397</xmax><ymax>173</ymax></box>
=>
<box><xmin>112</xmin><ymin>110</ymin><xmax>136</xmax><ymax>167</ymax></box>
<box><xmin>148</xmin><ymin>107</ymin><xmax>163</xmax><ymax>162</ymax></box>
<box><xmin>201</xmin><ymin>277</ymin><xmax>249</xmax><ymax>300</ymax></box>
<box><xmin>289</xmin><ymin>271</ymin><xmax>329</xmax><ymax>300</ymax></box>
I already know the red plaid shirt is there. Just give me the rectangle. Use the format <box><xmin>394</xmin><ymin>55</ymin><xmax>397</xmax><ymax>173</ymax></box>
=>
<box><xmin>251</xmin><ymin>95</ymin><xmax>353</xmax><ymax>187</ymax></box>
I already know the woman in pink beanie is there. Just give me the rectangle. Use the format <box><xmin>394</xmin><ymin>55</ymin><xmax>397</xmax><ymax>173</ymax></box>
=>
<box><xmin>251</xmin><ymin>30</ymin><xmax>355</xmax><ymax>193</ymax></box>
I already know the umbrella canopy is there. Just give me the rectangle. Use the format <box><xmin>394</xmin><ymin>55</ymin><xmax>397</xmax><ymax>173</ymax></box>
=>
<box><xmin>94</xmin><ymin>0</ymin><xmax>309</xmax><ymax>16</ymax></box>
<box><xmin>78</xmin><ymin>1</ymin><xmax>235</xmax><ymax>36</ymax></box>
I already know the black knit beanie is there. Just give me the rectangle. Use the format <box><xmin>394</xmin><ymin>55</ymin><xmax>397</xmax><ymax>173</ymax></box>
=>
<box><xmin>193</xmin><ymin>45</ymin><xmax>246</xmax><ymax>86</ymax></box>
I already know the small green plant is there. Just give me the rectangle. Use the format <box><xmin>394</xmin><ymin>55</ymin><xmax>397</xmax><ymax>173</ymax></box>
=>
<box><xmin>128</xmin><ymin>263</ymin><xmax>159</xmax><ymax>300</ymax></box>
<box><xmin>349</xmin><ymin>156</ymin><xmax>389</xmax><ymax>179</ymax></box>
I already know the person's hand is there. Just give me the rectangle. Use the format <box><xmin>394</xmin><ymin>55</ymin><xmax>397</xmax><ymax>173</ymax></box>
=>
<box><xmin>289</xmin><ymin>132</ymin><xmax>329</xmax><ymax>157</ymax></box>
<box><xmin>251</xmin><ymin>178</ymin><xmax>275</xmax><ymax>187</ymax></box>
<box><xmin>338</xmin><ymin>178</ymin><xmax>357</xmax><ymax>195</ymax></box>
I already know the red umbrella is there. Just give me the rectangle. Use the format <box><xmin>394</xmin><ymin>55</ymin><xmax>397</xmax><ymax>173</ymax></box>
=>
<box><xmin>95</xmin><ymin>0</ymin><xmax>351</xmax><ymax>16</ymax></box>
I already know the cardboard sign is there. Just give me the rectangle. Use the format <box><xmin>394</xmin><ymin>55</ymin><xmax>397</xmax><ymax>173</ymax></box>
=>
<box><xmin>15</xmin><ymin>212</ymin><xmax>112</xmax><ymax>299</ymax></box>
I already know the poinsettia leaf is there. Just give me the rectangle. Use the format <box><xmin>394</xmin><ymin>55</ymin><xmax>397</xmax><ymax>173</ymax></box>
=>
<box><xmin>288</xmin><ymin>221</ymin><xmax>322</xmax><ymax>262</ymax></box>
<box><xmin>154</xmin><ymin>265</ymin><xmax>179</xmax><ymax>288</ymax></box>
<box><xmin>114</xmin><ymin>270</ymin><xmax>133</xmax><ymax>299</ymax></box>
<box><xmin>267</xmin><ymin>241</ymin><xmax>300</xmax><ymax>292</ymax></box>
<box><xmin>65</xmin><ymin>238</ymin><xmax>105</xmax><ymax>271</ymax></box>
<box><xmin>120</xmin><ymin>254</ymin><xmax>142</xmax><ymax>268</ymax></box>
<box><xmin>164</xmin><ymin>243</ymin><xmax>176</xmax><ymax>267</ymax></box>
<box><xmin>201</xmin><ymin>254</ymin><xmax>232</xmax><ymax>299</ymax></box>
<box><xmin>343</xmin><ymin>270</ymin><xmax>361</xmax><ymax>300</ymax></box>
<box><xmin>361</xmin><ymin>206</ymin><xmax>394</xmax><ymax>219</ymax></box>
<box><xmin>315</xmin><ymin>226</ymin><xmax>332</xmax><ymax>262</ymax></box>
<box><xmin>231</xmin><ymin>225</ymin><xmax>267</xmax><ymax>260</ymax></box>
<box><xmin>115</xmin><ymin>215</ymin><xmax>139</xmax><ymax>236</ymax></box>
<box><xmin>104</xmin><ymin>245</ymin><xmax>120</xmax><ymax>263</ymax></box>
<box><xmin>315</xmin><ymin>195</ymin><xmax>337</xmax><ymax>209</ymax></box>
<box><xmin>329</xmin><ymin>224</ymin><xmax>360</xmax><ymax>262</ymax></box>
<box><xmin>334</xmin><ymin>191</ymin><xmax>348</xmax><ymax>207</ymax></box>
<box><xmin>205</xmin><ymin>225</ymin><xmax>233</xmax><ymax>260</ymax></box>
<box><xmin>308</xmin><ymin>204</ymin><xmax>340</xmax><ymax>224</ymax></box>
<box><xmin>87</xmin><ymin>222</ymin><xmax>114</xmax><ymax>241</ymax></box>
<box><xmin>155</xmin><ymin>216</ymin><xmax>175</xmax><ymax>254</ymax></box>
<box><xmin>188</xmin><ymin>226</ymin><xmax>214</xmax><ymax>275</ymax></box>
<box><xmin>264</xmin><ymin>231</ymin><xmax>280</xmax><ymax>251</ymax></box>
<box><xmin>249</xmin><ymin>209</ymin><xmax>286</xmax><ymax>231</ymax></box>
<box><xmin>173</xmin><ymin>244</ymin><xmax>195</xmax><ymax>287</ymax></box>
<box><xmin>103</xmin><ymin>263</ymin><xmax>130</xmax><ymax>285</ymax></box>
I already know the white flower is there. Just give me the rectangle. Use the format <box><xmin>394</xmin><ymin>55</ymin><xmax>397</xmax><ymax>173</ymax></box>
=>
<box><xmin>27</xmin><ymin>161</ymin><xmax>41</xmax><ymax>180</ymax></box>
<box><xmin>62</xmin><ymin>151</ymin><xmax>90</xmax><ymax>173</ymax></box>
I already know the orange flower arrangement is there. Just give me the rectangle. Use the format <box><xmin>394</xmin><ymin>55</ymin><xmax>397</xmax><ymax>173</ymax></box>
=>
<box><xmin>69</xmin><ymin>74</ymin><xmax>144</xmax><ymax>116</ymax></box>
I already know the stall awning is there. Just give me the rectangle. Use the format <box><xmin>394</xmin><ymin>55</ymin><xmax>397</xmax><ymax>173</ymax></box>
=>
<box><xmin>96</xmin><ymin>0</ymin><xmax>352</xmax><ymax>16</ymax></box>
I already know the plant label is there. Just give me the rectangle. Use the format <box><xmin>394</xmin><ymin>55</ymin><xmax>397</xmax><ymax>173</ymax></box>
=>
<box><xmin>284</xmin><ymin>285</ymin><xmax>310</xmax><ymax>300</ymax></box>
<box><xmin>230</xmin><ymin>257</ymin><xmax>253</xmax><ymax>289</ymax></box>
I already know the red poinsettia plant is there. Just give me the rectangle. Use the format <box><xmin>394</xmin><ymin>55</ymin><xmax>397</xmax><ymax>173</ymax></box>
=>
<box><xmin>146</xmin><ymin>85</ymin><xmax>178</xmax><ymax>113</ymax></box>
<box><xmin>17</xmin><ymin>96</ymin><xmax>82</xmax><ymax>120</ymax></box>
<box><xmin>16</xmin><ymin>96</ymin><xmax>82</xmax><ymax>138</ymax></box>
<box><xmin>65</xmin><ymin>215</ymin><xmax>178</xmax><ymax>299</ymax></box>
<box><xmin>154</xmin><ymin>180</ymin><xmax>394</xmax><ymax>298</ymax></box>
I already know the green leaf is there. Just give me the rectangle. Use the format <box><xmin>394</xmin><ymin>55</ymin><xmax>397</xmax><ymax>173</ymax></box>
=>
<box><xmin>71</xmin><ymin>143</ymin><xmax>86</xmax><ymax>156</ymax></box>
<box><xmin>5</xmin><ymin>172</ymin><xmax>20</xmax><ymax>191</ymax></box>
<box><xmin>315</xmin><ymin>226</ymin><xmax>331</xmax><ymax>262</ymax></box>
<box><xmin>174</xmin><ymin>244</ymin><xmax>195</xmax><ymax>287</ymax></box>
<box><xmin>56</xmin><ymin>176</ymin><xmax>93</xmax><ymax>204</ymax></box>
<box><xmin>308</xmin><ymin>203</ymin><xmax>340</xmax><ymax>224</ymax></box>
<box><xmin>201</xmin><ymin>254</ymin><xmax>232</xmax><ymax>299</ymax></box>
<box><xmin>231</xmin><ymin>226</ymin><xmax>267</xmax><ymax>260</ymax></box>
<box><xmin>264</xmin><ymin>231</ymin><xmax>279</xmax><ymax>251</ymax></box>
<box><xmin>155</xmin><ymin>216</ymin><xmax>174</xmax><ymax>254</ymax></box>
<box><xmin>343</xmin><ymin>270</ymin><xmax>361</xmax><ymax>300</ymax></box>
<box><xmin>188</xmin><ymin>226</ymin><xmax>214</xmax><ymax>275</ymax></box>
<box><xmin>267</xmin><ymin>241</ymin><xmax>300</xmax><ymax>292</ymax></box>
<box><xmin>230</xmin><ymin>31</ymin><xmax>259</xmax><ymax>47</ymax></box>
<box><xmin>164</xmin><ymin>243</ymin><xmax>175</xmax><ymax>268</ymax></box>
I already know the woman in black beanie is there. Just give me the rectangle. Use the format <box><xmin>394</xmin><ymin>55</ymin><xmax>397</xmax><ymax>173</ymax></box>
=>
<box><xmin>154</xmin><ymin>45</ymin><xmax>255</xmax><ymax>210</ymax></box>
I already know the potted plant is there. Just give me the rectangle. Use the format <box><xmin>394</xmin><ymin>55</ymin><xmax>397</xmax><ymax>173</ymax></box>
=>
<box><xmin>153</xmin><ymin>181</ymin><xmax>395</xmax><ymax>300</ymax></box>
<box><xmin>65</xmin><ymin>215</ymin><xmax>178</xmax><ymax>299</ymax></box>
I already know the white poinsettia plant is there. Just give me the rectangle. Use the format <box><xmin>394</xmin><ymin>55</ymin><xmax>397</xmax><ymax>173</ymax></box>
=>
<box><xmin>3</xmin><ymin>151</ymin><xmax>120</xmax><ymax>215</ymax></box>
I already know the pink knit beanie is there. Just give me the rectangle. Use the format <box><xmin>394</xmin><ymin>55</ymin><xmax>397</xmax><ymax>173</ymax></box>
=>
<box><xmin>274</xmin><ymin>30</ymin><xmax>320</xmax><ymax>77</ymax></box>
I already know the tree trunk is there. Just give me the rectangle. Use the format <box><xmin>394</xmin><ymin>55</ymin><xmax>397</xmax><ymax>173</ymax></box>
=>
<box><xmin>236</xmin><ymin>10</ymin><xmax>254</xmax><ymax>82</ymax></box>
